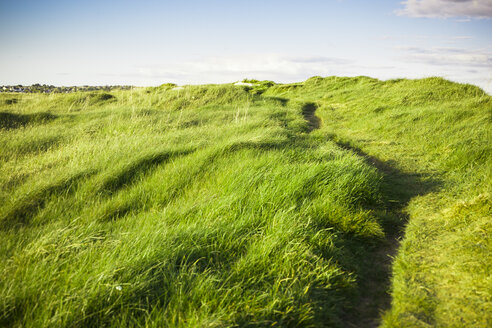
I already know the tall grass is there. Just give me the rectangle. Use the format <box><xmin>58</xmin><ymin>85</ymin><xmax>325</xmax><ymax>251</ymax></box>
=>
<box><xmin>1</xmin><ymin>76</ymin><xmax>490</xmax><ymax>327</ymax></box>
<box><xmin>1</xmin><ymin>84</ymin><xmax>387</xmax><ymax>327</ymax></box>
<box><xmin>266</xmin><ymin>76</ymin><xmax>491</xmax><ymax>327</ymax></box>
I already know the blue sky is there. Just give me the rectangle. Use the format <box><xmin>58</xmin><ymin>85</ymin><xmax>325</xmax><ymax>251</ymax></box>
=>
<box><xmin>1</xmin><ymin>0</ymin><xmax>491</xmax><ymax>93</ymax></box>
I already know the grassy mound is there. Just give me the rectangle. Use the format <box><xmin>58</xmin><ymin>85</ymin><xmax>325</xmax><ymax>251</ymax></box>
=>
<box><xmin>1</xmin><ymin>84</ymin><xmax>389</xmax><ymax>327</ymax></box>
<box><xmin>0</xmin><ymin>77</ymin><xmax>490</xmax><ymax>327</ymax></box>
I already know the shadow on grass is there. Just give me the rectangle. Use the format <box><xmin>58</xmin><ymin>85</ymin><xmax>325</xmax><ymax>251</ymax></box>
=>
<box><xmin>263</xmin><ymin>96</ymin><xmax>289</xmax><ymax>106</ymax></box>
<box><xmin>301</xmin><ymin>102</ymin><xmax>321</xmax><ymax>132</ymax></box>
<box><xmin>0</xmin><ymin>111</ymin><xmax>57</xmax><ymax>130</ymax></box>
<box><xmin>97</xmin><ymin>141</ymin><xmax>295</xmax><ymax>222</ymax></box>
<box><xmin>95</xmin><ymin>149</ymin><xmax>196</xmax><ymax>196</ymax></box>
<box><xmin>0</xmin><ymin>171</ymin><xmax>96</xmax><ymax>231</ymax></box>
<box><xmin>332</xmin><ymin>139</ymin><xmax>442</xmax><ymax>327</ymax></box>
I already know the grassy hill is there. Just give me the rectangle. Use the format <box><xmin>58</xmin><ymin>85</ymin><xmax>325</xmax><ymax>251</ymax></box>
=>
<box><xmin>0</xmin><ymin>77</ymin><xmax>490</xmax><ymax>327</ymax></box>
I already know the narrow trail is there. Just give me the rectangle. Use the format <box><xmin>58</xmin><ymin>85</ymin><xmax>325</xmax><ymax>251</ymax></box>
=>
<box><xmin>301</xmin><ymin>102</ymin><xmax>321</xmax><ymax>132</ymax></box>
<box><xmin>338</xmin><ymin>144</ymin><xmax>409</xmax><ymax>328</ymax></box>
<box><xmin>301</xmin><ymin>104</ymin><xmax>435</xmax><ymax>327</ymax></box>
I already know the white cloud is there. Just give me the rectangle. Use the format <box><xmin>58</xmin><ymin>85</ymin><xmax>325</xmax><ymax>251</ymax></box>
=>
<box><xmin>397</xmin><ymin>0</ymin><xmax>492</xmax><ymax>18</ymax></box>
<box><xmin>397</xmin><ymin>46</ymin><xmax>492</xmax><ymax>67</ymax></box>
<box><xmin>132</xmin><ymin>55</ymin><xmax>356</xmax><ymax>84</ymax></box>
<box><xmin>394</xmin><ymin>46</ymin><xmax>492</xmax><ymax>94</ymax></box>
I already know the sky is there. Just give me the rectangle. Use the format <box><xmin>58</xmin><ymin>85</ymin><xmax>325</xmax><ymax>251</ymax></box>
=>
<box><xmin>1</xmin><ymin>0</ymin><xmax>491</xmax><ymax>93</ymax></box>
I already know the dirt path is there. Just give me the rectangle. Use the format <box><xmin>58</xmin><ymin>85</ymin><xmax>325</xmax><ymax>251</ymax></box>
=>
<box><xmin>301</xmin><ymin>102</ymin><xmax>321</xmax><ymax>132</ymax></box>
<box><xmin>302</xmin><ymin>105</ymin><xmax>433</xmax><ymax>327</ymax></box>
<box><xmin>336</xmin><ymin>142</ymin><xmax>409</xmax><ymax>328</ymax></box>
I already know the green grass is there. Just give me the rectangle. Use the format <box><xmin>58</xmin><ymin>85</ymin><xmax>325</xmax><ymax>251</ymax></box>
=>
<box><xmin>0</xmin><ymin>84</ymin><xmax>388</xmax><ymax>327</ymax></box>
<box><xmin>0</xmin><ymin>77</ymin><xmax>490</xmax><ymax>327</ymax></box>
<box><xmin>265</xmin><ymin>76</ymin><xmax>492</xmax><ymax>327</ymax></box>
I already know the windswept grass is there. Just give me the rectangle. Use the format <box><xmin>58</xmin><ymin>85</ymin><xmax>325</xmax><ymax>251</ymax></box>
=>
<box><xmin>1</xmin><ymin>77</ymin><xmax>490</xmax><ymax>327</ymax></box>
<box><xmin>1</xmin><ymin>84</ymin><xmax>389</xmax><ymax>327</ymax></box>
<box><xmin>266</xmin><ymin>76</ymin><xmax>492</xmax><ymax>327</ymax></box>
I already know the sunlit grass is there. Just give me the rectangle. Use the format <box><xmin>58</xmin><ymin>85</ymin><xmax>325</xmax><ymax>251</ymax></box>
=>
<box><xmin>1</xmin><ymin>77</ymin><xmax>490</xmax><ymax>327</ymax></box>
<box><xmin>266</xmin><ymin>76</ymin><xmax>491</xmax><ymax>327</ymax></box>
<box><xmin>0</xmin><ymin>84</ymin><xmax>387</xmax><ymax>327</ymax></box>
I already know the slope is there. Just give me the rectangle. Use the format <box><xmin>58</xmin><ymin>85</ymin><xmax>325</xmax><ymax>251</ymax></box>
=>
<box><xmin>266</xmin><ymin>76</ymin><xmax>491</xmax><ymax>327</ymax></box>
<box><xmin>2</xmin><ymin>85</ymin><xmax>391</xmax><ymax>327</ymax></box>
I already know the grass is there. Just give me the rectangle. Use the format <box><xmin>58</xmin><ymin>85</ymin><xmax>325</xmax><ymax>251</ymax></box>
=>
<box><xmin>265</xmin><ymin>76</ymin><xmax>492</xmax><ymax>327</ymax></box>
<box><xmin>0</xmin><ymin>84</ymin><xmax>387</xmax><ymax>327</ymax></box>
<box><xmin>0</xmin><ymin>77</ymin><xmax>490</xmax><ymax>327</ymax></box>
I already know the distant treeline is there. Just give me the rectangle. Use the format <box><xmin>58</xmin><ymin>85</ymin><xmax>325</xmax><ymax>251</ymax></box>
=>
<box><xmin>0</xmin><ymin>84</ymin><xmax>134</xmax><ymax>94</ymax></box>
